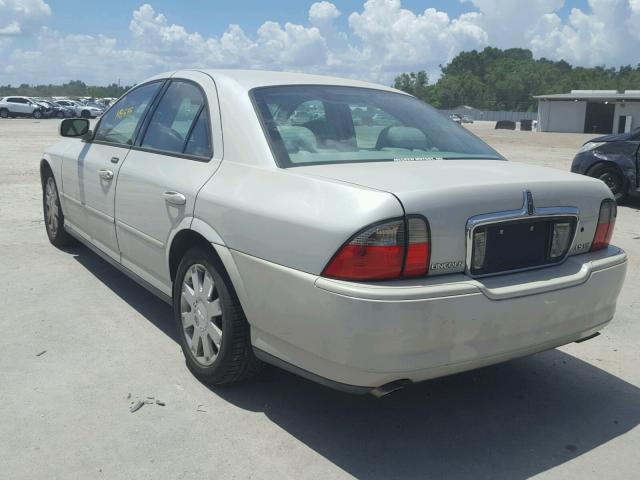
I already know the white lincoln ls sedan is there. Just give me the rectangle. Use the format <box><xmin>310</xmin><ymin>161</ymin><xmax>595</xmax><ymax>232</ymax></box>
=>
<box><xmin>41</xmin><ymin>70</ymin><xmax>627</xmax><ymax>396</ymax></box>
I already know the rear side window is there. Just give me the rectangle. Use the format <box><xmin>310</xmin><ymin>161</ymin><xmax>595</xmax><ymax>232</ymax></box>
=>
<box><xmin>93</xmin><ymin>81</ymin><xmax>162</xmax><ymax>146</ymax></box>
<box><xmin>141</xmin><ymin>80</ymin><xmax>212</xmax><ymax>159</ymax></box>
<box><xmin>184</xmin><ymin>109</ymin><xmax>212</xmax><ymax>157</ymax></box>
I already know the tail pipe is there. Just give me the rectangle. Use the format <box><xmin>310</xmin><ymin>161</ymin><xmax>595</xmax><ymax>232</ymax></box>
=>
<box><xmin>370</xmin><ymin>379</ymin><xmax>413</xmax><ymax>398</ymax></box>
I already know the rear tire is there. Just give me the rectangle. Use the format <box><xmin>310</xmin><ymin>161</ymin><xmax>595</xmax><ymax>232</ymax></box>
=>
<box><xmin>33</xmin><ymin>110</ymin><xmax>42</xmax><ymax>119</ymax></box>
<box><xmin>42</xmin><ymin>169</ymin><xmax>75</xmax><ymax>247</ymax></box>
<box><xmin>588</xmin><ymin>163</ymin><xmax>627</xmax><ymax>202</ymax></box>
<box><xmin>174</xmin><ymin>247</ymin><xmax>262</xmax><ymax>385</ymax></box>
<box><xmin>0</xmin><ymin>108</ymin><xmax>8</xmax><ymax>119</ymax></box>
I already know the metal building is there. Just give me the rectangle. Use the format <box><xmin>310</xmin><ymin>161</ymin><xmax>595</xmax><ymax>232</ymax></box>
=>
<box><xmin>535</xmin><ymin>90</ymin><xmax>640</xmax><ymax>134</ymax></box>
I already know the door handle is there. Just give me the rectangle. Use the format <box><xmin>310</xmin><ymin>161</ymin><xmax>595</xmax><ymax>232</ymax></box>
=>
<box><xmin>98</xmin><ymin>169</ymin><xmax>114</xmax><ymax>180</ymax></box>
<box><xmin>110</xmin><ymin>157</ymin><xmax>120</xmax><ymax>164</ymax></box>
<box><xmin>163</xmin><ymin>191</ymin><xmax>186</xmax><ymax>205</ymax></box>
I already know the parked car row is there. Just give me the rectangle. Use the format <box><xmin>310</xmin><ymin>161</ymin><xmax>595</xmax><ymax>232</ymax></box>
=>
<box><xmin>0</xmin><ymin>96</ymin><xmax>106</xmax><ymax>119</ymax></box>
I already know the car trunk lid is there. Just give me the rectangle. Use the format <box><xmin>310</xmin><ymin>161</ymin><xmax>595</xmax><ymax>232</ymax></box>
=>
<box><xmin>293</xmin><ymin>160</ymin><xmax>611</xmax><ymax>276</ymax></box>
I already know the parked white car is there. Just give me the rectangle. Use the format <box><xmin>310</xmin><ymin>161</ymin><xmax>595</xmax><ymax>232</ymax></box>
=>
<box><xmin>0</xmin><ymin>96</ymin><xmax>46</xmax><ymax>119</ymax></box>
<box><xmin>54</xmin><ymin>99</ymin><xmax>103</xmax><ymax>118</ymax></box>
<box><xmin>40</xmin><ymin>70</ymin><xmax>627</xmax><ymax>395</ymax></box>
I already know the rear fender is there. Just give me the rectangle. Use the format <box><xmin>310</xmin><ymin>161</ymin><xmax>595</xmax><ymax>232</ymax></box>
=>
<box><xmin>165</xmin><ymin>218</ymin><xmax>251</xmax><ymax>320</ymax></box>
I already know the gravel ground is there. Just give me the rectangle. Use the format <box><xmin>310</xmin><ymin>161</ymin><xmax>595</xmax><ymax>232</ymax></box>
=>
<box><xmin>1</xmin><ymin>118</ymin><xmax>639</xmax><ymax>480</ymax></box>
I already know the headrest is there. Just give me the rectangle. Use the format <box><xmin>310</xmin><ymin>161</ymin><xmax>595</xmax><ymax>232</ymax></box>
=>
<box><xmin>376</xmin><ymin>126</ymin><xmax>428</xmax><ymax>150</ymax></box>
<box><xmin>277</xmin><ymin>125</ymin><xmax>318</xmax><ymax>153</ymax></box>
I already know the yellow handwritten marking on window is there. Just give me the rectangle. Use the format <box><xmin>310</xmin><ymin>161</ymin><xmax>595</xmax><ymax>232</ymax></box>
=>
<box><xmin>115</xmin><ymin>106</ymin><xmax>134</xmax><ymax>120</ymax></box>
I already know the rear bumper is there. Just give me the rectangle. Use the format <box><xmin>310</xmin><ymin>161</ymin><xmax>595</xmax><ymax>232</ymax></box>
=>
<box><xmin>232</xmin><ymin>246</ymin><xmax>627</xmax><ymax>390</ymax></box>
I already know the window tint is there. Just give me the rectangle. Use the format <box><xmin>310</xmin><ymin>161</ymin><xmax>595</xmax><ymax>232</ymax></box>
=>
<box><xmin>350</xmin><ymin>104</ymin><xmax>401</xmax><ymax>149</ymax></box>
<box><xmin>7</xmin><ymin>98</ymin><xmax>20</xmax><ymax>103</ymax></box>
<box><xmin>252</xmin><ymin>85</ymin><xmax>502</xmax><ymax>167</ymax></box>
<box><xmin>93</xmin><ymin>82</ymin><xmax>162</xmax><ymax>146</ymax></box>
<box><xmin>289</xmin><ymin>100</ymin><xmax>325</xmax><ymax>125</ymax></box>
<box><xmin>141</xmin><ymin>80</ymin><xmax>210</xmax><ymax>157</ymax></box>
<box><xmin>184</xmin><ymin>109</ymin><xmax>212</xmax><ymax>157</ymax></box>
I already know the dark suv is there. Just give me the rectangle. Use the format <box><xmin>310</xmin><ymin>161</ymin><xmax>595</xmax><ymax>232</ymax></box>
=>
<box><xmin>571</xmin><ymin>128</ymin><xmax>640</xmax><ymax>202</ymax></box>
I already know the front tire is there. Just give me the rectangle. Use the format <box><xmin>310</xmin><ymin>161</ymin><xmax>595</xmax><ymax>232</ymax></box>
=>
<box><xmin>0</xmin><ymin>108</ymin><xmax>8</xmax><ymax>119</ymax></box>
<box><xmin>174</xmin><ymin>247</ymin><xmax>262</xmax><ymax>385</ymax></box>
<box><xmin>33</xmin><ymin>110</ymin><xmax>43</xmax><ymax>119</ymax></box>
<box><xmin>42</xmin><ymin>169</ymin><xmax>74</xmax><ymax>247</ymax></box>
<box><xmin>588</xmin><ymin>163</ymin><xmax>627</xmax><ymax>202</ymax></box>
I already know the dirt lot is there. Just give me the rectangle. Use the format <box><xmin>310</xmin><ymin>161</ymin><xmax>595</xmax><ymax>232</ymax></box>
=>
<box><xmin>1</xmin><ymin>119</ymin><xmax>639</xmax><ymax>480</ymax></box>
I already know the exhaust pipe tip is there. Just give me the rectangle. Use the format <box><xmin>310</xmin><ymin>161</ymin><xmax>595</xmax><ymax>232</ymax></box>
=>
<box><xmin>575</xmin><ymin>331</ymin><xmax>601</xmax><ymax>344</ymax></box>
<box><xmin>370</xmin><ymin>379</ymin><xmax>413</xmax><ymax>398</ymax></box>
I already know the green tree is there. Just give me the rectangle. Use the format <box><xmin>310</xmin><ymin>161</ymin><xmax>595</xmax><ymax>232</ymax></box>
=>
<box><xmin>393</xmin><ymin>47</ymin><xmax>640</xmax><ymax>111</ymax></box>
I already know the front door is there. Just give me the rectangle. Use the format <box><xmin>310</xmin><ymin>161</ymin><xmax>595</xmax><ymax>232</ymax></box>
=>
<box><xmin>70</xmin><ymin>80</ymin><xmax>164</xmax><ymax>260</ymax></box>
<box><xmin>115</xmin><ymin>74</ymin><xmax>219</xmax><ymax>295</ymax></box>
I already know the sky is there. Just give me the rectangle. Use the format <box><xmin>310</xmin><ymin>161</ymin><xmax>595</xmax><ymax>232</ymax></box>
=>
<box><xmin>1</xmin><ymin>0</ymin><xmax>639</xmax><ymax>86</ymax></box>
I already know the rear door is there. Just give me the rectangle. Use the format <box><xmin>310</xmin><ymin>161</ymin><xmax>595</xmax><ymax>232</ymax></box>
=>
<box><xmin>114</xmin><ymin>72</ymin><xmax>221</xmax><ymax>294</ymax></box>
<box><xmin>60</xmin><ymin>81</ymin><xmax>164</xmax><ymax>259</ymax></box>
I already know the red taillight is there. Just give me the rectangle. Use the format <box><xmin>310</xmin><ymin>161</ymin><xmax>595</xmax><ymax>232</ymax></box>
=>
<box><xmin>591</xmin><ymin>199</ymin><xmax>617</xmax><ymax>251</ymax></box>
<box><xmin>322</xmin><ymin>217</ymin><xmax>430</xmax><ymax>281</ymax></box>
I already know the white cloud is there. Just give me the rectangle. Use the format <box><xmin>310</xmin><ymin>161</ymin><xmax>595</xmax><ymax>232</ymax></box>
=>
<box><xmin>347</xmin><ymin>0</ymin><xmax>487</xmax><ymax>79</ymax></box>
<box><xmin>461</xmin><ymin>0</ymin><xmax>565</xmax><ymax>47</ymax></box>
<box><xmin>0</xmin><ymin>0</ymin><xmax>51</xmax><ymax>36</ymax></box>
<box><xmin>309</xmin><ymin>1</ymin><xmax>341</xmax><ymax>24</ymax></box>
<box><xmin>126</xmin><ymin>4</ymin><xmax>329</xmax><ymax>69</ymax></box>
<box><xmin>0</xmin><ymin>0</ymin><xmax>639</xmax><ymax>86</ymax></box>
<box><xmin>528</xmin><ymin>0</ymin><xmax>640</xmax><ymax>66</ymax></box>
<box><xmin>0</xmin><ymin>21</ymin><xmax>21</xmax><ymax>35</ymax></box>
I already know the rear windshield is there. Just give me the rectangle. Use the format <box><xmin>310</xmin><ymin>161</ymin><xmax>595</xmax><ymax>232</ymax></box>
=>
<box><xmin>251</xmin><ymin>85</ymin><xmax>502</xmax><ymax>167</ymax></box>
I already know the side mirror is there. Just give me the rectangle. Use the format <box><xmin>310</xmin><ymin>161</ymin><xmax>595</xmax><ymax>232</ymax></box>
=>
<box><xmin>60</xmin><ymin>118</ymin><xmax>90</xmax><ymax>138</ymax></box>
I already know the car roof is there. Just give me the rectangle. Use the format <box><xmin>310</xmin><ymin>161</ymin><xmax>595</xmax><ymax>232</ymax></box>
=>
<box><xmin>150</xmin><ymin>69</ymin><xmax>406</xmax><ymax>95</ymax></box>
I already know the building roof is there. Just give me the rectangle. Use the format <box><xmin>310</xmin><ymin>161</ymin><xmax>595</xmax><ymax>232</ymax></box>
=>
<box><xmin>534</xmin><ymin>90</ymin><xmax>640</xmax><ymax>101</ymax></box>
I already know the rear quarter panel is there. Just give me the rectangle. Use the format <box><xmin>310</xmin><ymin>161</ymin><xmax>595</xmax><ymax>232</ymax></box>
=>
<box><xmin>194</xmin><ymin>161</ymin><xmax>404</xmax><ymax>274</ymax></box>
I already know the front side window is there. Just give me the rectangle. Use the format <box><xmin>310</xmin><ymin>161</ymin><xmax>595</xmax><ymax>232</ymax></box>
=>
<box><xmin>141</xmin><ymin>80</ymin><xmax>211</xmax><ymax>158</ymax></box>
<box><xmin>93</xmin><ymin>81</ymin><xmax>162</xmax><ymax>146</ymax></box>
<box><xmin>252</xmin><ymin>85</ymin><xmax>502</xmax><ymax>167</ymax></box>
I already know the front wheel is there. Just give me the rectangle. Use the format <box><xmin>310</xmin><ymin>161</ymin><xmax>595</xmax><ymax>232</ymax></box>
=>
<box><xmin>588</xmin><ymin>164</ymin><xmax>627</xmax><ymax>202</ymax></box>
<box><xmin>174</xmin><ymin>247</ymin><xmax>262</xmax><ymax>384</ymax></box>
<box><xmin>0</xmin><ymin>109</ymin><xmax>8</xmax><ymax>119</ymax></box>
<box><xmin>33</xmin><ymin>110</ymin><xmax>43</xmax><ymax>119</ymax></box>
<box><xmin>42</xmin><ymin>170</ymin><xmax>75</xmax><ymax>247</ymax></box>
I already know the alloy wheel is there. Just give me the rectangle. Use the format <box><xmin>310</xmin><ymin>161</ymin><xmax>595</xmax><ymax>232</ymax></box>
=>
<box><xmin>180</xmin><ymin>264</ymin><xmax>223</xmax><ymax>366</ymax></box>
<box><xmin>599</xmin><ymin>171</ymin><xmax>622</xmax><ymax>195</ymax></box>
<box><xmin>44</xmin><ymin>177</ymin><xmax>59</xmax><ymax>237</ymax></box>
